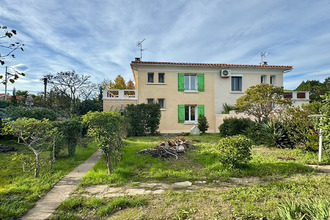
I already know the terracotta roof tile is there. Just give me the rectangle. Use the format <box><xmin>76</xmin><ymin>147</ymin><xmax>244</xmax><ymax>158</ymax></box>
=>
<box><xmin>131</xmin><ymin>60</ymin><xmax>293</xmax><ymax>69</ymax></box>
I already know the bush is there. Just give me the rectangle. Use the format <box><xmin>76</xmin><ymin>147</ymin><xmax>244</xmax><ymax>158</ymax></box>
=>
<box><xmin>0</xmin><ymin>100</ymin><xmax>11</xmax><ymax>108</ymax></box>
<box><xmin>55</xmin><ymin>118</ymin><xmax>83</xmax><ymax>157</ymax></box>
<box><xmin>283</xmin><ymin>106</ymin><xmax>318</xmax><ymax>151</ymax></box>
<box><xmin>124</xmin><ymin>103</ymin><xmax>161</xmax><ymax>136</ymax></box>
<box><xmin>219</xmin><ymin>118</ymin><xmax>253</xmax><ymax>137</ymax></box>
<box><xmin>215</xmin><ymin>135</ymin><xmax>253</xmax><ymax>168</ymax></box>
<box><xmin>198</xmin><ymin>115</ymin><xmax>209</xmax><ymax>133</ymax></box>
<box><xmin>5</xmin><ymin>106</ymin><xmax>58</xmax><ymax>121</ymax></box>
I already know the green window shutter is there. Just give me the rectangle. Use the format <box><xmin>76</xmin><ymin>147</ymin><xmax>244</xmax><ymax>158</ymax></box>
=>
<box><xmin>178</xmin><ymin>105</ymin><xmax>185</xmax><ymax>123</ymax></box>
<box><xmin>198</xmin><ymin>105</ymin><xmax>205</xmax><ymax>117</ymax></box>
<box><xmin>197</xmin><ymin>73</ymin><xmax>204</xmax><ymax>92</ymax></box>
<box><xmin>178</xmin><ymin>73</ymin><xmax>185</xmax><ymax>91</ymax></box>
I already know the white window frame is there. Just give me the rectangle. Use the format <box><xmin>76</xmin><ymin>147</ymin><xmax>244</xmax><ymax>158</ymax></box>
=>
<box><xmin>270</xmin><ymin>75</ymin><xmax>276</xmax><ymax>85</ymax></box>
<box><xmin>184</xmin><ymin>74</ymin><xmax>197</xmax><ymax>91</ymax></box>
<box><xmin>158</xmin><ymin>98</ymin><xmax>165</xmax><ymax>110</ymax></box>
<box><xmin>261</xmin><ymin>75</ymin><xmax>267</xmax><ymax>83</ymax></box>
<box><xmin>184</xmin><ymin>105</ymin><xmax>197</xmax><ymax>124</ymax></box>
<box><xmin>231</xmin><ymin>75</ymin><xmax>243</xmax><ymax>93</ymax></box>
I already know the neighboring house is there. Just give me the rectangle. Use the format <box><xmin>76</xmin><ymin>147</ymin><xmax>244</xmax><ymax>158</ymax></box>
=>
<box><xmin>103</xmin><ymin>58</ymin><xmax>309</xmax><ymax>133</ymax></box>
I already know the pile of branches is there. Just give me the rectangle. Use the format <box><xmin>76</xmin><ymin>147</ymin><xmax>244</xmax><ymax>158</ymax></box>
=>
<box><xmin>137</xmin><ymin>137</ymin><xmax>194</xmax><ymax>159</ymax></box>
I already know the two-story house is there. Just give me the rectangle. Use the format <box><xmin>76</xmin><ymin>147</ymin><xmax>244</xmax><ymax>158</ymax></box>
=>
<box><xmin>103</xmin><ymin>58</ymin><xmax>309</xmax><ymax>133</ymax></box>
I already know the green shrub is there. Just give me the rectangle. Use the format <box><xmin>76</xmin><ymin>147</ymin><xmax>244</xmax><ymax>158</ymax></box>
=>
<box><xmin>198</xmin><ymin>115</ymin><xmax>209</xmax><ymax>133</ymax></box>
<box><xmin>0</xmin><ymin>100</ymin><xmax>11</xmax><ymax>108</ymax></box>
<box><xmin>55</xmin><ymin>118</ymin><xmax>83</xmax><ymax>157</ymax></box>
<box><xmin>219</xmin><ymin>118</ymin><xmax>253</xmax><ymax>137</ymax></box>
<box><xmin>283</xmin><ymin>106</ymin><xmax>318</xmax><ymax>151</ymax></box>
<box><xmin>221</xmin><ymin>103</ymin><xmax>235</xmax><ymax>114</ymax></box>
<box><xmin>124</xmin><ymin>103</ymin><xmax>161</xmax><ymax>136</ymax></box>
<box><xmin>5</xmin><ymin>106</ymin><xmax>58</xmax><ymax>121</ymax></box>
<box><xmin>215</xmin><ymin>135</ymin><xmax>253</xmax><ymax>168</ymax></box>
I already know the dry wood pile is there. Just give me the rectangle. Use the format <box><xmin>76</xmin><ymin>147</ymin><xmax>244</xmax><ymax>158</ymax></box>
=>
<box><xmin>137</xmin><ymin>137</ymin><xmax>194</xmax><ymax>159</ymax></box>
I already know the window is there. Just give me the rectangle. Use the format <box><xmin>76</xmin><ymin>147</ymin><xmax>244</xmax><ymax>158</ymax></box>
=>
<box><xmin>158</xmin><ymin>73</ymin><xmax>165</xmax><ymax>83</ymax></box>
<box><xmin>178</xmin><ymin>105</ymin><xmax>204</xmax><ymax>123</ymax></box>
<box><xmin>147</xmin><ymin>98</ymin><xmax>154</xmax><ymax>104</ymax></box>
<box><xmin>270</xmin><ymin>75</ymin><xmax>276</xmax><ymax>85</ymax></box>
<box><xmin>184</xmin><ymin>74</ymin><xmax>197</xmax><ymax>91</ymax></box>
<box><xmin>158</xmin><ymin>98</ymin><xmax>165</xmax><ymax>109</ymax></box>
<box><xmin>185</xmin><ymin>105</ymin><xmax>197</xmax><ymax>122</ymax></box>
<box><xmin>261</xmin><ymin>75</ymin><xmax>266</xmax><ymax>83</ymax></box>
<box><xmin>231</xmin><ymin>76</ymin><xmax>242</xmax><ymax>91</ymax></box>
<box><xmin>147</xmin><ymin>72</ymin><xmax>154</xmax><ymax>83</ymax></box>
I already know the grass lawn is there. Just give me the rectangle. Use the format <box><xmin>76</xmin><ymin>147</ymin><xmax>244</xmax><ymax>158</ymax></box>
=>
<box><xmin>0</xmin><ymin>138</ymin><xmax>98</xmax><ymax>219</ymax></box>
<box><xmin>51</xmin><ymin>134</ymin><xmax>329</xmax><ymax>219</ymax></box>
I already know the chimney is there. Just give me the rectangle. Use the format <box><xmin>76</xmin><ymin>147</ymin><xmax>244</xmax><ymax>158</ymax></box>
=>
<box><xmin>135</xmin><ymin>57</ymin><xmax>141</xmax><ymax>62</ymax></box>
<box><xmin>260</xmin><ymin>61</ymin><xmax>268</xmax><ymax>65</ymax></box>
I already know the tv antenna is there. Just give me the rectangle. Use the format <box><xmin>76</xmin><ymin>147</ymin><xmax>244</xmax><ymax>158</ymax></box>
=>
<box><xmin>260</xmin><ymin>52</ymin><xmax>269</xmax><ymax>63</ymax></box>
<box><xmin>137</xmin><ymin>39</ymin><xmax>146</xmax><ymax>59</ymax></box>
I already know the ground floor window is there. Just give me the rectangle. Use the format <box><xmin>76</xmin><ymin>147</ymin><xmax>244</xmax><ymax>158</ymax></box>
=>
<box><xmin>147</xmin><ymin>98</ymin><xmax>154</xmax><ymax>104</ymax></box>
<box><xmin>178</xmin><ymin>104</ymin><xmax>205</xmax><ymax>123</ymax></box>
<box><xmin>158</xmin><ymin>98</ymin><xmax>165</xmax><ymax>109</ymax></box>
<box><xmin>185</xmin><ymin>105</ymin><xmax>197</xmax><ymax>122</ymax></box>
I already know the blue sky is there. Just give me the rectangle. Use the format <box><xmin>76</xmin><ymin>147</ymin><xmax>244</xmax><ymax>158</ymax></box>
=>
<box><xmin>1</xmin><ymin>0</ymin><xmax>329</xmax><ymax>94</ymax></box>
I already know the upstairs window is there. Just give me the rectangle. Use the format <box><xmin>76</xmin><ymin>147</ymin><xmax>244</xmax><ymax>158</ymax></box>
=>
<box><xmin>178</xmin><ymin>73</ymin><xmax>204</xmax><ymax>92</ymax></box>
<box><xmin>261</xmin><ymin>75</ymin><xmax>266</xmax><ymax>83</ymax></box>
<box><xmin>158</xmin><ymin>73</ymin><xmax>165</xmax><ymax>83</ymax></box>
<box><xmin>231</xmin><ymin>76</ymin><xmax>242</xmax><ymax>92</ymax></box>
<box><xmin>184</xmin><ymin>74</ymin><xmax>197</xmax><ymax>91</ymax></box>
<box><xmin>147</xmin><ymin>73</ymin><xmax>154</xmax><ymax>83</ymax></box>
<box><xmin>270</xmin><ymin>75</ymin><xmax>276</xmax><ymax>85</ymax></box>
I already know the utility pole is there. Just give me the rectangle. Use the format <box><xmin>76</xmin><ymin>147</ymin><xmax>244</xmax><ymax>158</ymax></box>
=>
<box><xmin>5</xmin><ymin>66</ymin><xmax>8</xmax><ymax>101</ymax></box>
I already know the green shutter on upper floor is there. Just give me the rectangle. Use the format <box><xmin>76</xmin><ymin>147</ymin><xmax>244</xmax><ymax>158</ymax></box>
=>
<box><xmin>197</xmin><ymin>73</ymin><xmax>204</xmax><ymax>92</ymax></box>
<box><xmin>198</xmin><ymin>104</ymin><xmax>205</xmax><ymax>117</ymax></box>
<box><xmin>178</xmin><ymin>105</ymin><xmax>185</xmax><ymax>123</ymax></box>
<box><xmin>178</xmin><ymin>73</ymin><xmax>185</xmax><ymax>91</ymax></box>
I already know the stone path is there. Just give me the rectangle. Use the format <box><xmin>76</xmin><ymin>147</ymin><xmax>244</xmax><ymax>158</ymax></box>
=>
<box><xmin>22</xmin><ymin>149</ymin><xmax>102</xmax><ymax>220</ymax></box>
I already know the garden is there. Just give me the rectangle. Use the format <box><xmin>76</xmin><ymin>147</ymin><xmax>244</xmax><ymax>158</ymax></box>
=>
<box><xmin>0</xmin><ymin>83</ymin><xmax>329</xmax><ymax>219</ymax></box>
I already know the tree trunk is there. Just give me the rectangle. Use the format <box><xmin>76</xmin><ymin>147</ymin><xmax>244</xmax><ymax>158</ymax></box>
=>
<box><xmin>34</xmin><ymin>153</ymin><xmax>41</xmax><ymax>178</ymax></box>
<box><xmin>104</xmin><ymin>152</ymin><xmax>113</xmax><ymax>174</ymax></box>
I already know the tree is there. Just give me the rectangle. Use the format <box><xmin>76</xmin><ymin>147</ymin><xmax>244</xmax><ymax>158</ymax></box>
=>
<box><xmin>2</xmin><ymin>118</ymin><xmax>54</xmax><ymax>177</ymax></box>
<box><xmin>295</xmin><ymin>77</ymin><xmax>330</xmax><ymax>102</ymax></box>
<box><xmin>235</xmin><ymin>83</ymin><xmax>291</xmax><ymax>121</ymax></box>
<box><xmin>48</xmin><ymin>70</ymin><xmax>95</xmax><ymax>115</ymax></box>
<box><xmin>126</xmin><ymin>79</ymin><xmax>135</xmax><ymax>89</ymax></box>
<box><xmin>320</xmin><ymin>94</ymin><xmax>330</xmax><ymax>150</ymax></box>
<box><xmin>0</xmin><ymin>25</ymin><xmax>24</xmax><ymax>66</ymax></box>
<box><xmin>11</xmin><ymin>87</ymin><xmax>17</xmax><ymax>106</ymax></box>
<box><xmin>198</xmin><ymin>115</ymin><xmax>209</xmax><ymax>133</ymax></box>
<box><xmin>113</xmin><ymin>75</ymin><xmax>126</xmax><ymax>89</ymax></box>
<box><xmin>83</xmin><ymin>111</ymin><xmax>128</xmax><ymax>174</ymax></box>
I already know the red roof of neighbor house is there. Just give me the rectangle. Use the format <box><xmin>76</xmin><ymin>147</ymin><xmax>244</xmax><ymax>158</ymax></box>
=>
<box><xmin>131</xmin><ymin>60</ymin><xmax>293</xmax><ymax>70</ymax></box>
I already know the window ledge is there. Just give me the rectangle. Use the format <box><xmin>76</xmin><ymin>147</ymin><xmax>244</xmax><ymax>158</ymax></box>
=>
<box><xmin>184</xmin><ymin>90</ymin><xmax>198</xmax><ymax>93</ymax></box>
<box><xmin>146</xmin><ymin>83</ymin><xmax>167</xmax><ymax>85</ymax></box>
<box><xmin>160</xmin><ymin>108</ymin><xmax>166</xmax><ymax>111</ymax></box>
<box><xmin>230</xmin><ymin>91</ymin><xmax>244</xmax><ymax>94</ymax></box>
<box><xmin>184</xmin><ymin>122</ymin><xmax>197</xmax><ymax>124</ymax></box>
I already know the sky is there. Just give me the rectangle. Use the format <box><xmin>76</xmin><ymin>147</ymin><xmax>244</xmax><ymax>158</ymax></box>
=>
<box><xmin>0</xmin><ymin>0</ymin><xmax>329</xmax><ymax>94</ymax></box>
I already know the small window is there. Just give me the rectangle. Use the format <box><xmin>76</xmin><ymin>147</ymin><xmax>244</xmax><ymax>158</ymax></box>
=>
<box><xmin>270</xmin><ymin>75</ymin><xmax>276</xmax><ymax>85</ymax></box>
<box><xmin>231</xmin><ymin>76</ymin><xmax>242</xmax><ymax>91</ymax></box>
<box><xmin>158</xmin><ymin>98</ymin><xmax>165</xmax><ymax>109</ymax></box>
<box><xmin>148</xmin><ymin>73</ymin><xmax>154</xmax><ymax>83</ymax></box>
<box><xmin>147</xmin><ymin>98</ymin><xmax>154</xmax><ymax>104</ymax></box>
<box><xmin>158</xmin><ymin>73</ymin><xmax>165</xmax><ymax>83</ymax></box>
<box><xmin>185</xmin><ymin>105</ymin><xmax>197</xmax><ymax>123</ymax></box>
<box><xmin>184</xmin><ymin>74</ymin><xmax>197</xmax><ymax>91</ymax></box>
<box><xmin>261</xmin><ymin>75</ymin><xmax>266</xmax><ymax>83</ymax></box>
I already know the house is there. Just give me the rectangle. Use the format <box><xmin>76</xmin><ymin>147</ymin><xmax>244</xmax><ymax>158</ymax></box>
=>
<box><xmin>103</xmin><ymin>58</ymin><xmax>309</xmax><ymax>133</ymax></box>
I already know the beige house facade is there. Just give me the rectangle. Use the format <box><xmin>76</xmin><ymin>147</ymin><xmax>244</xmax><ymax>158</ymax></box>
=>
<box><xmin>103</xmin><ymin>58</ymin><xmax>308</xmax><ymax>133</ymax></box>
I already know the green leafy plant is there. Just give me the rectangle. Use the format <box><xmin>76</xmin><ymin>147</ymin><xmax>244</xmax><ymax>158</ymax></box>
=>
<box><xmin>5</xmin><ymin>106</ymin><xmax>58</xmax><ymax>121</ymax></box>
<box><xmin>215</xmin><ymin>135</ymin><xmax>253</xmax><ymax>168</ymax></box>
<box><xmin>221</xmin><ymin>103</ymin><xmax>235</xmax><ymax>114</ymax></box>
<box><xmin>124</xmin><ymin>103</ymin><xmax>161</xmax><ymax>136</ymax></box>
<box><xmin>219</xmin><ymin>117</ymin><xmax>253</xmax><ymax>137</ymax></box>
<box><xmin>198</xmin><ymin>114</ymin><xmax>209</xmax><ymax>133</ymax></box>
<box><xmin>83</xmin><ymin>111</ymin><xmax>128</xmax><ymax>174</ymax></box>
